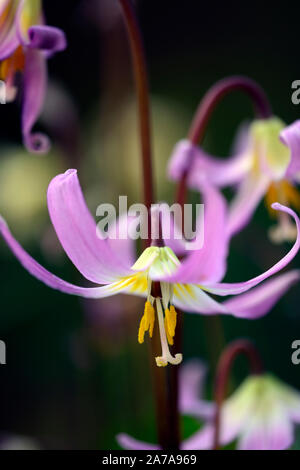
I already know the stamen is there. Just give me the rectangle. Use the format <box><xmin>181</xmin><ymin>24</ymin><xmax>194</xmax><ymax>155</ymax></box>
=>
<box><xmin>138</xmin><ymin>315</ymin><xmax>146</xmax><ymax>344</ymax></box>
<box><xmin>164</xmin><ymin>315</ymin><xmax>174</xmax><ymax>346</ymax></box>
<box><xmin>155</xmin><ymin>298</ymin><xmax>182</xmax><ymax>367</ymax></box>
<box><xmin>166</xmin><ymin>305</ymin><xmax>177</xmax><ymax>337</ymax></box>
<box><xmin>138</xmin><ymin>300</ymin><xmax>155</xmax><ymax>343</ymax></box>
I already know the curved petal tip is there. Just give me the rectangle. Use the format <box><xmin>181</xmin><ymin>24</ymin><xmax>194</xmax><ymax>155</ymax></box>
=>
<box><xmin>28</xmin><ymin>26</ymin><xmax>67</xmax><ymax>53</ymax></box>
<box><xmin>24</xmin><ymin>132</ymin><xmax>51</xmax><ymax>154</ymax></box>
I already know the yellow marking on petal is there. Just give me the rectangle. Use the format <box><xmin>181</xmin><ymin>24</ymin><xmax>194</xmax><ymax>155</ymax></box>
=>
<box><xmin>18</xmin><ymin>0</ymin><xmax>42</xmax><ymax>42</ymax></box>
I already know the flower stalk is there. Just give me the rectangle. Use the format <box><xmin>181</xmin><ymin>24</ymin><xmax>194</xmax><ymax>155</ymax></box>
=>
<box><xmin>213</xmin><ymin>340</ymin><xmax>264</xmax><ymax>450</ymax></box>
<box><xmin>176</xmin><ymin>76</ymin><xmax>272</xmax><ymax>207</ymax></box>
<box><xmin>118</xmin><ymin>0</ymin><xmax>180</xmax><ymax>449</ymax></box>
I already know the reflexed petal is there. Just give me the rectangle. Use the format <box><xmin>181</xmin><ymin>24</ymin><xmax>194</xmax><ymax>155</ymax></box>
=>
<box><xmin>202</xmin><ymin>204</ymin><xmax>300</xmax><ymax>296</ymax></box>
<box><xmin>168</xmin><ymin>139</ymin><xmax>251</xmax><ymax>188</ymax></box>
<box><xmin>227</xmin><ymin>174</ymin><xmax>270</xmax><ymax>237</ymax></box>
<box><xmin>159</xmin><ymin>184</ymin><xmax>229</xmax><ymax>284</ymax></box>
<box><xmin>27</xmin><ymin>25</ymin><xmax>66</xmax><ymax>54</ymax></box>
<box><xmin>22</xmin><ymin>47</ymin><xmax>50</xmax><ymax>153</ymax></box>
<box><xmin>223</xmin><ymin>270</ymin><xmax>300</xmax><ymax>319</ymax></box>
<box><xmin>181</xmin><ymin>425</ymin><xmax>213</xmax><ymax>450</ymax></box>
<box><xmin>280</xmin><ymin>120</ymin><xmax>300</xmax><ymax>180</ymax></box>
<box><xmin>238</xmin><ymin>406</ymin><xmax>293</xmax><ymax>450</ymax></box>
<box><xmin>0</xmin><ymin>216</ymin><xmax>131</xmax><ymax>299</ymax></box>
<box><xmin>180</xmin><ymin>360</ymin><xmax>215</xmax><ymax>420</ymax></box>
<box><xmin>47</xmin><ymin>169</ymin><xmax>132</xmax><ymax>284</ymax></box>
<box><xmin>116</xmin><ymin>433</ymin><xmax>159</xmax><ymax>450</ymax></box>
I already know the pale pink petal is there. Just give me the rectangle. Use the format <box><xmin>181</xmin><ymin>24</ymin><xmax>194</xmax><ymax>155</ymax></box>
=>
<box><xmin>0</xmin><ymin>217</ymin><xmax>129</xmax><ymax>299</ymax></box>
<box><xmin>168</xmin><ymin>139</ymin><xmax>251</xmax><ymax>188</ymax></box>
<box><xmin>181</xmin><ymin>425</ymin><xmax>214</xmax><ymax>450</ymax></box>
<box><xmin>280</xmin><ymin>120</ymin><xmax>300</xmax><ymax>179</ymax></box>
<box><xmin>159</xmin><ymin>184</ymin><xmax>229</xmax><ymax>284</ymax></box>
<box><xmin>107</xmin><ymin>213</ymin><xmax>138</xmax><ymax>267</ymax></box>
<box><xmin>22</xmin><ymin>47</ymin><xmax>50</xmax><ymax>153</ymax></box>
<box><xmin>238</xmin><ymin>410</ymin><xmax>293</xmax><ymax>450</ymax></box>
<box><xmin>223</xmin><ymin>270</ymin><xmax>300</xmax><ymax>319</ymax></box>
<box><xmin>116</xmin><ymin>433</ymin><xmax>159</xmax><ymax>450</ymax></box>
<box><xmin>0</xmin><ymin>0</ymin><xmax>19</xmax><ymax>59</ymax></box>
<box><xmin>47</xmin><ymin>169</ymin><xmax>132</xmax><ymax>284</ymax></box>
<box><xmin>179</xmin><ymin>360</ymin><xmax>215</xmax><ymax>420</ymax></box>
<box><xmin>227</xmin><ymin>174</ymin><xmax>270</xmax><ymax>237</ymax></box>
<box><xmin>200</xmin><ymin>204</ymin><xmax>300</xmax><ymax>296</ymax></box>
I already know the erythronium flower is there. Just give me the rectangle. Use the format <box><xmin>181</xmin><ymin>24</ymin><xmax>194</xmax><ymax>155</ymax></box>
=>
<box><xmin>117</xmin><ymin>361</ymin><xmax>300</xmax><ymax>450</ymax></box>
<box><xmin>169</xmin><ymin>117</ymin><xmax>300</xmax><ymax>244</ymax></box>
<box><xmin>0</xmin><ymin>0</ymin><xmax>66</xmax><ymax>152</ymax></box>
<box><xmin>184</xmin><ymin>373</ymin><xmax>300</xmax><ymax>450</ymax></box>
<box><xmin>0</xmin><ymin>169</ymin><xmax>300</xmax><ymax>366</ymax></box>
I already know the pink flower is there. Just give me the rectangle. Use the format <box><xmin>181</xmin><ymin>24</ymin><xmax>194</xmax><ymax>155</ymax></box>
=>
<box><xmin>168</xmin><ymin>118</ymin><xmax>300</xmax><ymax>243</ymax></box>
<box><xmin>118</xmin><ymin>361</ymin><xmax>300</xmax><ymax>450</ymax></box>
<box><xmin>0</xmin><ymin>0</ymin><xmax>66</xmax><ymax>152</ymax></box>
<box><xmin>0</xmin><ymin>169</ymin><xmax>299</xmax><ymax>366</ymax></box>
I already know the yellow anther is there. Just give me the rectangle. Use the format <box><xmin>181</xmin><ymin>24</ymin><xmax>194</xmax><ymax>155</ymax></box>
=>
<box><xmin>138</xmin><ymin>301</ymin><xmax>155</xmax><ymax>344</ymax></box>
<box><xmin>138</xmin><ymin>315</ymin><xmax>146</xmax><ymax>344</ymax></box>
<box><xmin>164</xmin><ymin>315</ymin><xmax>174</xmax><ymax>346</ymax></box>
<box><xmin>165</xmin><ymin>306</ymin><xmax>177</xmax><ymax>339</ymax></box>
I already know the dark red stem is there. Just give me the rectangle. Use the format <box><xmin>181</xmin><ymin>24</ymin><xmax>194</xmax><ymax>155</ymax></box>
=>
<box><xmin>176</xmin><ymin>76</ymin><xmax>272</xmax><ymax>207</ymax></box>
<box><xmin>118</xmin><ymin>0</ymin><xmax>180</xmax><ymax>450</ymax></box>
<box><xmin>118</xmin><ymin>0</ymin><xmax>154</xmax><ymax>224</ymax></box>
<box><xmin>213</xmin><ymin>340</ymin><xmax>264</xmax><ymax>450</ymax></box>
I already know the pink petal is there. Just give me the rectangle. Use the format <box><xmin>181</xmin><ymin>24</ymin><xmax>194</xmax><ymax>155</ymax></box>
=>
<box><xmin>168</xmin><ymin>139</ymin><xmax>250</xmax><ymax>188</ymax></box>
<box><xmin>22</xmin><ymin>47</ymin><xmax>50</xmax><ymax>153</ymax></box>
<box><xmin>280</xmin><ymin>120</ymin><xmax>300</xmax><ymax>179</ymax></box>
<box><xmin>227</xmin><ymin>174</ymin><xmax>270</xmax><ymax>237</ymax></box>
<box><xmin>116</xmin><ymin>433</ymin><xmax>159</xmax><ymax>450</ymax></box>
<box><xmin>0</xmin><ymin>216</ymin><xmax>127</xmax><ymax>299</ymax></box>
<box><xmin>47</xmin><ymin>169</ymin><xmax>132</xmax><ymax>284</ymax></box>
<box><xmin>223</xmin><ymin>270</ymin><xmax>300</xmax><ymax>319</ymax></box>
<box><xmin>201</xmin><ymin>203</ymin><xmax>300</xmax><ymax>296</ymax></box>
<box><xmin>238</xmin><ymin>411</ymin><xmax>293</xmax><ymax>450</ymax></box>
<box><xmin>161</xmin><ymin>184</ymin><xmax>229</xmax><ymax>284</ymax></box>
<box><xmin>179</xmin><ymin>360</ymin><xmax>215</xmax><ymax>420</ymax></box>
<box><xmin>107</xmin><ymin>212</ymin><xmax>138</xmax><ymax>267</ymax></box>
<box><xmin>181</xmin><ymin>425</ymin><xmax>214</xmax><ymax>450</ymax></box>
<box><xmin>27</xmin><ymin>25</ymin><xmax>66</xmax><ymax>55</ymax></box>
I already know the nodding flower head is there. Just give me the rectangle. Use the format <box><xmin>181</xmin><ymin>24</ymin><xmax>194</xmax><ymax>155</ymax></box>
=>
<box><xmin>0</xmin><ymin>0</ymin><xmax>66</xmax><ymax>153</ymax></box>
<box><xmin>0</xmin><ymin>170</ymin><xmax>300</xmax><ymax>366</ymax></box>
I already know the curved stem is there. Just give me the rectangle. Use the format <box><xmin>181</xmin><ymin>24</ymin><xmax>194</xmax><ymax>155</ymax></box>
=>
<box><xmin>118</xmin><ymin>0</ymin><xmax>154</xmax><ymax>219</ymax></box>
<box><xmin>176</xmin><ymin>76</ymin><xmax>272</xmax><ymax>206</ymax></box>
<box><xmin>213</xmin><ymin>340</ymin><xmax>264</xmax><ymax>450</ymax></box>
<box><xmin>118</xmin><ymin>0</ymin><xmax>180</xmax><ymax>450</ymax></box>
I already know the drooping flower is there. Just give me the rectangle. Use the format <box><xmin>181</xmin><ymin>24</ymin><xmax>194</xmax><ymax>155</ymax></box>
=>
<box><xmin>118</xmin><ymin>361</ymin><xmax>300</xmax><ymax>451</ymax></box>
<box><xmin>0</xmin><ymin>0</ymin><xmax>66</xmax><ymax>152</ymax></box>
<box><xmin>184</xmin><ymin>373</ymin><xmax>300</xmax><ymax>450</ymax></box>
<box><xmin>0</xmin><ymin>169</ymin><xmax>299</xmax><ymax>366</ymax></box>
<box><xmin>168</xmin><ymin>117</ymin><xmax>300</xmax><ymax>243</ymax></box>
